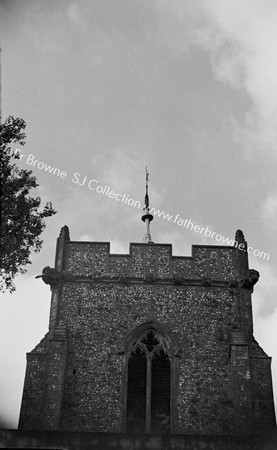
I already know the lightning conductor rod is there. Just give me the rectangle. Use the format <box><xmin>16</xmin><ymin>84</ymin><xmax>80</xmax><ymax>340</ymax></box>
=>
<box><xmin>141</xmin><ymin>166</ymin><xmax>154</xmax><ymax>243</ymax></box>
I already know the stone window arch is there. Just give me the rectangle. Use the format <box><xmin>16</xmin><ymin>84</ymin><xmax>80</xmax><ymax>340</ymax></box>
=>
<box><xmin>119</xmin><ymin>321</ymin><xmax>181</xmax><ymax>434</ymax></box>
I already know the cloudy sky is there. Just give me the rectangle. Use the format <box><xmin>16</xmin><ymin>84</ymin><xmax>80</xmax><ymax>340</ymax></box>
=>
<box><xmin>1</xmin><ymin>0</ymin><xmax>277</xmax><ymax>428</ymax></box>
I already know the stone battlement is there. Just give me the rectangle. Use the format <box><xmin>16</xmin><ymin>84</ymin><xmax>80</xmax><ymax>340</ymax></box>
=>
<box><xmin>63</xmin><ymin>242</ymin><xmax>237</xmax><ymax>281</ymax></box>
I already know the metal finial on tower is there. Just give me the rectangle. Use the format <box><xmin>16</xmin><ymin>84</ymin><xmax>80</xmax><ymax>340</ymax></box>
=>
<box><xmin>141</xmin><ymin>166</ymin><xmax>154</xmax><ymax>243</ymax></box>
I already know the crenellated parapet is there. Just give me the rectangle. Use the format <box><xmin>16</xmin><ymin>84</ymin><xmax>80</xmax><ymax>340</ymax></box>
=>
<box><xmin>63</xmin><ymin>242</ymin><xmax>238</xmax><ymax>281</ymax></box>
<box><xmin>36</xmin><ymin>227</ymin><xmax>259</xmax><ymax>291</ymax></box>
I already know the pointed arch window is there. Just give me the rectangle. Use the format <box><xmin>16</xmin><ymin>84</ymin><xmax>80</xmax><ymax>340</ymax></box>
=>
<box><xmin>126</xmin><ymin>330</ymin><xmax>171</xmax><ymax>434</ymax></box>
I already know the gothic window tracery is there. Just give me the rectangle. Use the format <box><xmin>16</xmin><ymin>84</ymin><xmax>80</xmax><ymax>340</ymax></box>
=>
<box><xmin>126</xmin><ymin>330</ymin><xmax>171</xmax><ymax>434</ymax></box>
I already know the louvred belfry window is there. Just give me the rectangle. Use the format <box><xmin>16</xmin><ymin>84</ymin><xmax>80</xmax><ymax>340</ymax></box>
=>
<box><xmin>126</xmin><ymin>330</ymin><xmax>171</xmax><ymax>433</ymax></box>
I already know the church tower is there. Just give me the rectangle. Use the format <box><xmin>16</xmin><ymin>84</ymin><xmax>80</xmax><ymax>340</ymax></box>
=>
<box><xmin>18</xmin><ymin>173</ymin><xmax>275</xmax><ymax>439</ymax></box>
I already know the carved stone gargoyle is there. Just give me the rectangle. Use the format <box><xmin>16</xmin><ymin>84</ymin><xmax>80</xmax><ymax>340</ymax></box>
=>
<box><xmin>35</xmin><ymin>266</ymin><xmax>63</xmax><ymax>288</ymax></box>
<box><xmin>239</xmin><ymin>269</ymin><xmax>260</xmax><ymax>290</ymax></box>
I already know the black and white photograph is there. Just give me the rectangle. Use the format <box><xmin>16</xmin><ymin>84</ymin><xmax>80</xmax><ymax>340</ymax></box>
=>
<box><xmin>0</xmin><ymin>1</ymin><xmax>277</xmax><ymax>448</ymax></box>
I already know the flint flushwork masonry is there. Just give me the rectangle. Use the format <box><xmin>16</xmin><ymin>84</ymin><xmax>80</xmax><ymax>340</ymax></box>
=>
<box><xmin>16</xmin><ymin>226</ymin><xmax>275</xmax><ymax>446</ymax></box>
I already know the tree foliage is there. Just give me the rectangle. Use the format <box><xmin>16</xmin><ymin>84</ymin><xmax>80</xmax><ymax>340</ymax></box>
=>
<box><xmin>0</xmin><ymin>116</ymin><xmax>56</xmax><ymax>293</ymax></box>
